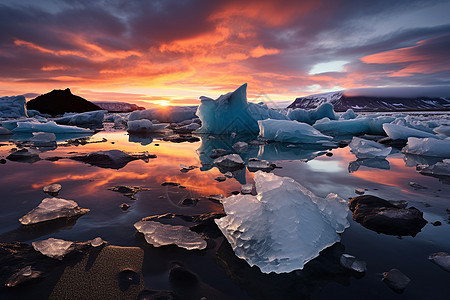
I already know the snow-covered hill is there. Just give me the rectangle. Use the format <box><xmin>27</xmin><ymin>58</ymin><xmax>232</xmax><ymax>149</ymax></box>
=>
<box><xmin>94</xmin><ymin>101</ymin><xmax>145</xmax><ymax>112</ymax></box>
<box><xmin>288</xmin><ymin>87</ymin><xmax>450</xmax><ymax>111</ymax></box>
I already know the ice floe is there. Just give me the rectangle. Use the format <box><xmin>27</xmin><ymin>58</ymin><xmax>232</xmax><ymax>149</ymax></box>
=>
<box><xmin>55</xmin><ymin>110</ymin><xmax>107</xmax><ymax>125</ymax></box>
<box><xmin>214</xmin><ymin>154</ymin><xmax>245</xmax><ymax>170</ymax></box>
<box><xmin>32</xmin><ymin>238</ymin><xmax>74</xmax><ymax>260</ymax></box>
<box><xmin>258</xmin><ymin>119</ymin><xmax>332</xmax><ymax>144</ymax></box>
<box><xmin>215</xmin><ymin>171</ymin><xmax>349</xmax><ymax>273</ymax></box>
<box><xmin>29</xmin><ymin>132</ymin><xmax>57</xmax><ymax>147</ymax></box>
<box><xmin>0</xmin><ymin>95</ymin><xmax>28</xmax><ymax>118</ymax></box>
<box><xmin>19</xmin><ymin>197</ymin><xmax>90</xmax><ymax>225</ymax></box>
<box><xmin>134</xmin><ymin>220</ymin><xmax>207</xmax><ymax>250</ymax></box>
<box><xmin>127</xmin><ymin>119</ymin><xmax>168</xmax><ymax>133</ymax></box>
<box><xmin>129</xmin><ymin>106</ymin><xmax>197</xmax><ymax>123</ymax></box>
<box><xmin>403</xmin><ymin>137</ymin><xmax>450</xmax><ymax>157</ymax></box>
<box><xmin>12</xmin><ymin>121</ymin><xmax>93</xmax><ymax>134</ymax></box>
<box><xmin>287</xmin><ymin>103</ymin><xmax>337</xmax><ymax>124</ymax></box>
<box><xmin>383</xmin><ymin>123</ymin><xmax>439</xmax><ymax>140</ymax></box>
<box><xmin>349</xmin><ymin>137</ymin><xmax>391</xmax><ymax>158</ymax></box>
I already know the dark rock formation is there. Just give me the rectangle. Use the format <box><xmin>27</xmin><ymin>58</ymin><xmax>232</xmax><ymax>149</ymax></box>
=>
<box><xmin>349</xmin><ymin>195</ymin><xmax>427</xmax><ymax>236</ymax></box>
<box><xmin>27</xmin><ymin>88</ymin><xmax>101</xmax><ymax>116</ymax></box>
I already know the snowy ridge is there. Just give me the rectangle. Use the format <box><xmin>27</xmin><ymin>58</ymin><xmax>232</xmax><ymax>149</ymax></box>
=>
<box><xmin>94</xmin><ymin>101</ymin><xmax>144</xmax><ymax>112</ymax></box>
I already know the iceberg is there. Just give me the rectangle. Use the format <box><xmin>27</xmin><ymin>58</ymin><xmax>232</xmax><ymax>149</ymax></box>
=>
<box><xmin>134</xmin><ymin>220</ymin><xmax>207</xmax><ymax>250</ymax></box>
<box><xmin>54</xmin><ymin>110</ymin><xmax>107</xmax><ymax>125</ymax></box>
<box><xmin>403</xmin><ymin>137</ymin><xmax>450</xmax><ymax>157</ymax></box>
<box><xmin>258</xmin><ymin>119</ymin><xmax>332</xmax><ymax>144</ymax></box>
<box><xmin>19</xmin><ymin>197</ymin><xmax>89</xmax><ymax>225</ymax></box>
<box><xmin>215</xmin><ymin>171</ymin><xmax>349</xmax><ymax>274</ymax></box>
<box><xmin>340</xmin><ymin>109</ymin><xmax>357</xmax><ymax>120</ymax></box>
<box><xmin>287</xmin><ymin>103</ymin><xmax>337</xmax><ymax>125</ymax></box>
<box><xmin>195</xmin><ymin>83</ymin><xmax>288</xmax><ymax>134</ymax></box>
<box><xmin>12</xmin><ymin>121</ymin><xmax>93</xmax><ymax>134</ymax></box>
<box><xmin>214</xmin><ymin>154</ymin><xmax>245</xmax><ymax>171</ymax></box>
<box><xmin>383</xmin><ymin>123</ymin><xmax>439</xmax><ymax>140</ymax></box>
<box><xmin>32</xmin><ymin>238</ymin><xmax>74</xmax><ymax>260</ymax></box>
<box><xmin>434</xmin><ymin>125</ymin><xmax>450</xmax><ymax>136</ymax></box>
<box><xmin>348</xmin><ymin>158</ymin><xmax>390</xmax><ymax>173</ymax></box>
<box><xmin>313</xmin><ymin>116</ymin><xmax>394</xmax><ymax>136</ymax></box>
<box><xmin>129</xmin><ymin>106</ymin><xmax>197</xmax><ymax>123</ymax></box>
<box><xmin>349</xmin><ymin>137</ymin><xmax>391</xmax><ymax>158</ymax></box>
<box><xmin>127</xmin><ymin>119</ymin><xmax>168</xmax><ymax>133</ymax></box>
<box><xmin>0</xmin><ymin>95</ymin><xmax>28</xmax><ymax>118</ymax></box>
<box><xmin>417</xmin><ymin>159</ymin><xmax>450</xmax><ymax>177</ymax></box>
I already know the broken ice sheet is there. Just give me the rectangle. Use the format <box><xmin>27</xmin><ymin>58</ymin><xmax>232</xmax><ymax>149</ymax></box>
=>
<box><xmin>32</xmin><ymin>238</ymin><xmax>74</xmax><ymax>260</ymax></box>
<box><xmin>215</xmin><ymin>171</ymin><xmax>349</xmax><ymax>274</ymax></box>
<box><xmin>19</xmin><ymin>197</ymin><xmax>90</xmax><ymax>225</ymax></box>
<box><xmin>134</xmin><ymin>220</ymin><xmax>207</xmax><ymax>250</ymax></box>
<box><xmin>349</xmin><ymin>137</ymin><xmax>391</xmax><ymax>158</ymax></box>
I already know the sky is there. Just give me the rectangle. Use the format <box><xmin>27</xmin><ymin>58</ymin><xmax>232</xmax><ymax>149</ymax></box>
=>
<box><xmin>0</xmin><ymin>0</ymin><xmax>449</xmax><ymax>108</ymax></box>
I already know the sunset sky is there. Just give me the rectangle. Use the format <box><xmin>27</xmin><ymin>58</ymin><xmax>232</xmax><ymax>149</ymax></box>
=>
<box><xmin>1</xmin><ymin>0</ymin><xmax>449</xmax><ymax>107</ymax></box>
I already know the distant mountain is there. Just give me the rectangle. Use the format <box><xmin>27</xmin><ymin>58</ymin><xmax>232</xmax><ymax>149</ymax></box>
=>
<box><xmin>94</xmin><ymin>101</ymin><xmax>145</xmax><ymax>112</ymax></box>
<box><xmin>288</xmin><ymin>89</ymin><xmax>450</xmax><ymax>112</ymax></box>
<box><xmin>27</xmin><ymin>88</ymin><xmax>101</xmax><ymax>116</ymax></box>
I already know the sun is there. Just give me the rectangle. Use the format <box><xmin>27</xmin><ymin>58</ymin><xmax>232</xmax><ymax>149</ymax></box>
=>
<box><xmin>158</xmin><ymin>100</ymin><xmax>170</xmax><ymax>106</ymax></box>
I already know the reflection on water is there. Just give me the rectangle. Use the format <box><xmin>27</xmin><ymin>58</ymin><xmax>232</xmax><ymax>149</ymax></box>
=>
<box><xmin>0</xmin><ymin>128</ymin><xmax>450</xmax><ymax>299</ymax></box>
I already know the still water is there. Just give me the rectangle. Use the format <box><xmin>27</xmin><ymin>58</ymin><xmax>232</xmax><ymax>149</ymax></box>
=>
<box><xmin>0</xmin><ymin>126</ymin><xmax>449</xmax><ymax>299</ymax></box>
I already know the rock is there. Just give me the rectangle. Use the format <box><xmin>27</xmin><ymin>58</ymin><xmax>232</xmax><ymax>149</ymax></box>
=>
<box><xmin>349</xmin><ymin>195</ymin><xmax>427</xmax><ymax>236</ymax></box>
<box><xmin>121</xmin><ymin>203</ymin><xmax>131</xmax><ymax>210</ymax></box>
<box><xmin>382</xmin><ymin>268</ymin><xmax>410</xmax><ymax>293</ymax></box>
<box><xmin>108</xmin><ymin>185</ymin><xmax>149</xmax><ymax>200</ymax></box>
<box><xmin>431</xmin><ymin>221</ymin><xmax>442</xmax><ymax>226</ymax></box>
<box><xmin>71</xmin><ymin>150</ymin><xmax>154</xmax><ymax>169</ymax></box>
<box><xmin>215</xmin><ymin>176</ymin><xmax>226</xmax><ymax>182</ymax></box>
<box><xmin>247</xmin><ymin>158</ymin><xmax>276</xmax><ymax>172</ymax></box>
<box><xmin>408</xmin><ymin>181</ymin><xmax>427</xmax><ymax>190</ymax></box>
<box><xmin>26</xmin><ymin>88</ymin><xmax>102</xmax><ymax>116</ymax></box>
<box><xmin>32</xmin><ymin>238</ymin><xmax>74</xmax><ymax>260</ymax></box>
<box><xmin>355</xmin><ymin>188</ymin><xmax>365</xmax><ymax>195</ymax></box>
<box><xmin>169</xmin><ymin>264</ymin><xmax>198</xmax><ymax>287</ymax></box>
<box><xmin>428</xmin><ymin>252</ymin><xmax>450</xmax><ymax>272</ymax></box>
<box><xmin>19</xmin><ymin>197</ymin><xmax>90</xmax><ymax>225</ymax></box>
<box><xmin>213</xmin><ymin>154</ymin><xmax>245</xmax><ymax>171</ymax></box>
<box><xmin>207</xmin><ymin>194</ymin><xmax>224</xmax><ymax>204</ymax></box>
<box><xmin>119</xmin><ymin>268</ymin><xmax>140</xmax><ymax>291</ymax></box>
<box><xmin>179</xmin><ymin>198</ymin><xmax>199</xmax><ymax>207</ymax></box>
<box><xmin>339</xmin><ymin>254</ymin><xmax>367</xmax><ymax>273</ymax></box>
<box><xmin>5</xmin><ymin>266</ymin><xmax>42</xmax><ymax>287</ymax></box>
<box><xmin>162</xmin><ymin>135</ymin><xmax>200</xmax><ymax>143</ymax></box>
<box><xmin>137</xmin><ymin>290</ymin><xmax>176</xmax><ymax>300</ymax></box>
<box><xmin>43</xmin><ymin>183</ymin><xmax>62</xmax><ymax>196</ymax></box>
<box><xmin>134</xmin><ymin>220</ymin><xmax>207</xmax><ymax>250</ymax></box>
<box><xmin>0</xmin><ymin>159</ymin><xmax>6</xmax><ymax>164</ymax></box>
<box><xmin>326</xmin><ymin>152</ymin><xmax>333</xmax><ymax>157</ymax></box>
<box><xmin>232</xmin><ymin>141</ymin><xmax>249</xmax><ymax>152</ymax></box>
<box><xmin>6</xmin><ymin>148</ymin><xmax>41</xmax><ymax>163</ymax></box>
<box><xmin>0</xmin><ymin>127</ymin><xmax>14</xmax><ymax>135</ymax></box>
<box><xmin>209</xmin><ymin>149</ymin><xmax>232</xmax><ymax>159</ymax></box>
<box><xmin>161</xmin><ymin>182</ymin><xmax>180</xmax><ymax>187</ymax></box>
<box><xmin>180</xmin><ymin>164</ymin><xmax>197</xmax><ymax>173</ymax></box>
<box><xmin>224</xmin><ymin>171</ymin><xmax>233</xmax><ymax>178</ymax></box>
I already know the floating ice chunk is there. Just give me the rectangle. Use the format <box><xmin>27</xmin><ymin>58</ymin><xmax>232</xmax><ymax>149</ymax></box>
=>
<box><xmin>428</xmin><ymin>252</ymin><xmax>450</xmax><ymax>272</ymax></box>
<box><xmin>383</xmin><ymin>123</ymin><xmax>438</xmax><ymax>140</ymax></box>
<box><xmin>241</xmin><ymin>184</ymin><xmax>253</xmax><ymax>194</ymax></box>
<box><xmin>214</xmin><ymin>154</ymin><xmax>245</xmax><ymax>170</ymax></box>
<box><xmin>259</xmin><ymin>119</ymin><xmax>332</xmax><ymax>144</ymax></box>
<box><xmin>5</xmin><ymin>266</ymin><xmax>42</xmax><ymax>287</ymax></box>
<box><xmin>174</xmin><ymin>122</ymin><xmax>201</xmax><ymax>133</ymax></box>
<box><xmin>19</xmin><ymin>197</ymin><xmax>90</xmax><ymax>225</ymax></box>
<box><xmin>0</xmin><ymin>95</ymin><xmax>28</xmax><ymax>118</ymax></box>
<box><xmin>55</xmin><ymin>110</ymin><xmax>107</xmax><ymax>125</ymax></box>
<box><xmin>32</xmin><ymin>238</ymin><xmax>74</xmax><ymax>260</ymax></box>
<box><xmin>134</xmin><ymin>220</ymin><xmax>206</xmax><ymax>250</ymax></box>
<box><xmin>287</xmin><ymin>103</ymin><xmax>337</xmax><ymax>125</ymax></box>
<box><xmin>43</xmin><ymin>183</ymin><xmax>62</xmax><ymax>196</ymax></box>
<box><xmin>348</xmin><ymin>158</ymin><xmax>390</xmax><ymax>173</ymax></box>
<box><xmin>6</xmin><ymin>148</ymin><xmax>41</xmax><ymax>163</ymax></box>
<box><xmin>12</xmin><ymin>121</ymin><xmax>93</xmax><ymax>134</ymax></box>
<box><xmin>232</xmin><ymin>141</ymin><xmax>249</xmax><ymax>152</ymax></box>
<box><xmin>349</xmin><ymin>137</ymin><xmax>391</xmax><ymax>158</ymax></box>
<box><xmin>340</xmin><ymin>254</ymin><xmax>367</xmax><ymax>273</ymax></box>
<box><xmin>0</xmin><ymin>127</ymin><xmax>13</xmax><ymax>135</ymax></box>
<box><xmin>215</xmin><ymin>171</ymin><xmax>349</xmax><ymax>274</ymax></box>
<box><xmin>340</xmin><ymin>109</ymin><xmax>357</xmax><ymax>120</ymax></box>
<box><xmin>313</xmin><ymin>118</ymin><xmax>370</xmax><ymax>136</ymax></box>
<box><xmin>29</xmin><ymin>132</ymin><xmax>57</xmax><ymax>147</ymax></box>
<box><xmin>247</xmin><ymin>158</ymin><xmax>275</xmax><ymax>172</ymax></box>
<box><xmin>417</xmin><ymin>159</ymin><xmax>450</xmax><ymax>177</ymax></box>
<box><xmin>127</xmin><ymin>119</ymin><xmax>168</xmax><ymax>133</ymax></box>
<box><xmin>91</xmin><ymin>237</ymin><xmax>106</xmax><ymax>247</ymax></box>
<box><xmin>129</xmin><ymin>106</ymin><xmax>197</xmax><ymax>123</ymax></box>
<box><xmin>434</xmin><ymin>125</ymin><xmax>450</xmax><ymax>136</ymax></box>
<box><xmin>195</xmin><ymin>83</ymin><xmax>288</xmax><ymax>134</ymax></box>
<box><xmin>403</xmin><ymin>137</ymin><xmax>450</xmax><ymax>157</ymax></box>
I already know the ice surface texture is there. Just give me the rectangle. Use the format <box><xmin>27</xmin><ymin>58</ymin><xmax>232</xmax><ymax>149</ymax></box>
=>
<box><xmin>55</xmin><ymin>110</ymin><xmax>107</xmax><ymax>125</ymax></box>
<box><xmin>134</xmin><ymin>220</ymin><xmax>207</xmax><ymax>250</ymax></box>
<box><xmin>30</xmin><ymin>132</ymin><xmax>56</xmax><ymax>147</ymax></box>
<box><xmin>19</xmin><ymin>197</ymin><xmax>90</xmax><ymax>225</ymax></box>
<box><xmin>196</xmin><ymin>83</ymin><xmax>288</xmax><ymax>134</ymax></box>
<box><xmin>383</xmin><ymin>123</ymin><xmax>439</xmax><ymax>140</ymax></box>
<box><xmin>349</xmin><ymin>137</ymin><xmax>391</xmax><ymax>158</ymax></box>
<box><xmin>313</xmin><ymin>116</ymin><xmax>394</xmax><ymax>136</ymax></box>
<box><xmin>0</xmin><ymin>95</ymin><xmax>28</xmax><ymax>118</ymax></box>
<box><xmin>129</xmin><ymin>106</ymin><xmax>197</xmax><ymax>123</ymax></box>
<box><xmin>12</xmin><ymin>121</ymin><xmax>93</xmax><ymax>133</ymax></box>
<box><xmin>403</xmin><ymin>137</ymin><xmax>450</xmax><ymax>157</ymax></box>
<box><xmin>258</xmin><ymin>119</ymin><xmax>332</xmax><ymax>144</ymax></box>
<box><xmin>32</xmin><ymin>238</ymin><xmax>74</xmax><ymax>260</ymax></box>
<box><xmin>215</xmin><ymin>171</ymin><xmax>349</xmax><ymax>274</ymax></box>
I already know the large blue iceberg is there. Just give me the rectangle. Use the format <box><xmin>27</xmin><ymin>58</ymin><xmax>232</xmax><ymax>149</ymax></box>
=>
<box><xmin>195</xmin><ymin>83</ymin><xmax>288</xmax><ymax>134</ymax></box>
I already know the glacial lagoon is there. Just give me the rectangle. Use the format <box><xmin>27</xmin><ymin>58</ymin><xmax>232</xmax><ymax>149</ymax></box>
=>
<box><xmin>0</xmin><ymin>118</ymin><xmax>450</xmax><ymax>299</ymax></box>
